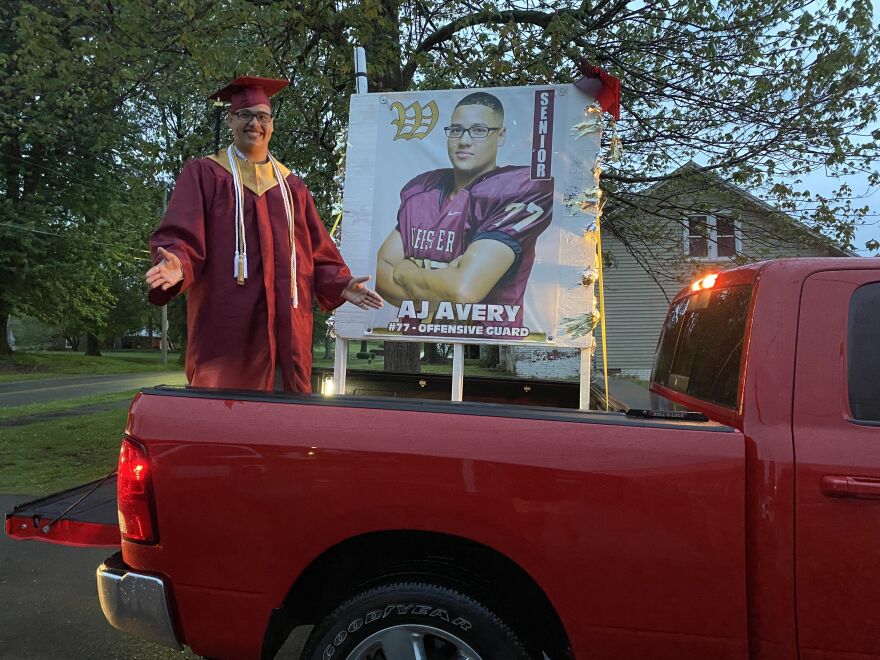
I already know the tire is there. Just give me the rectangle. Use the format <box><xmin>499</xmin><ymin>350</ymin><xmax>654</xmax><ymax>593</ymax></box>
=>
<box><xmin>301</xmin><ymin>581</ymin><xmax>531</xmax><ymax>660</ymax></box>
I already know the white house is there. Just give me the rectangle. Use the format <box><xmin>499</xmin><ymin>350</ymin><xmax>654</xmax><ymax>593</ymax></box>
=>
<box><xmin>502</xmin><ymin>163</ymin><xmax>852</xmax><ymax>381</ymax></box>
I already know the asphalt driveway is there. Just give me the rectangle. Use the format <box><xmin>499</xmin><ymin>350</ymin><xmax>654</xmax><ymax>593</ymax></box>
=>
<box><xmin>0</xmin><ymin>374</ymin><xmax>187</xmax><ymax>408</ymax></box>
<box><xmin>1</xmin><ymin>494</ymin><xmax>312</xmax><ymax>659</ymax></box>
<box><xmin>0</xmin><ymin>493</ymin><xmax>196</xmax><ymax>660</ymax></box>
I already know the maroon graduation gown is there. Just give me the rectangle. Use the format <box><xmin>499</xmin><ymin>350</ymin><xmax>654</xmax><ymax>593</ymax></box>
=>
<box><xmin>148</xmin><ymin>156</ymin><xmax>351</xmax><ymax>392</ymax></box>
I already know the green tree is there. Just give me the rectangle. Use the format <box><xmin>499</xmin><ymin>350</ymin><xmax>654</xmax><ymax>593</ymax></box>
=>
<box><xmin>103</xmin><ymin>261</ymin><xmax>157</xmax><ymax>344</ymax></box>
<box><xmin>233</xmin><ymin>0</ymin><xmax>877</xmax><ymax>369</ymax></box>
<box><xmin>0</xmin><ymin>0</ymin><xmax>187</xmax><ymax>353</ymax></box>
<box><xmin>217</xmin><ymin>0</ymin><xmax>877</xmax><ymax>245</ymax></box>
<box><xmin>8</xmin><ymin>0</ymin><xmax>876</xmax><ymax>365</ymax></box>
<box><xmin>351</xmin><ymin>0</ymin><xmax>877</xmax><ymax>249</ymax></box>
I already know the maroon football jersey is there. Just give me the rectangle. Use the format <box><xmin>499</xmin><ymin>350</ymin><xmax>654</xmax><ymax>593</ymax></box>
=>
<box><xmin>396</xmin><ymin>166</ymin><xmax>553</xmax><ymax>329</ymax></box>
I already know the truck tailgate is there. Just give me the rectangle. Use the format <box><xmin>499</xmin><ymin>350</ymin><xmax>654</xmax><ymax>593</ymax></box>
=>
<box><xmin>5</xmin><ymin>474</ymin><xmax>120</xmax><ymax>547</ymax></box>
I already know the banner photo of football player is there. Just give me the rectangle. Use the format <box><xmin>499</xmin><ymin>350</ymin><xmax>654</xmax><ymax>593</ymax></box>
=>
<box><xmin>336</xmin><ymin>84</ymin><xmax>602</xmax><ymax>347</ymax></box>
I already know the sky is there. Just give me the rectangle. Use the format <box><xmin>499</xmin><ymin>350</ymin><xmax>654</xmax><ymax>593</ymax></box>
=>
<box><xmin>800</xmin><ymin>168</ymin><xmax>879</xmax><ymax>256</ymax></box>
<box><xmin>794</xmin><ymin>4</ymin><xmax>879</xmax><ymax>257</ymax></box>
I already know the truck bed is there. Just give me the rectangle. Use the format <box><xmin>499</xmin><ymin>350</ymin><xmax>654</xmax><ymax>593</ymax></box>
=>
<box><xmin>310</xmin><ymin>367</ymin><xmax>626</xmax><ymax>410</ymax></box>
<box><xmin>3</xmin><ymin>382</ymin><xmax>704</xmax><ymax>550</ymax></box>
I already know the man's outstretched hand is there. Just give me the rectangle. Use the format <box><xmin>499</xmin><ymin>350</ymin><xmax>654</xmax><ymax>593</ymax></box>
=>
<box><xmin>342</xmin><ymin>276</ymin><xmax>384</xmax><ymax>310</ymax></box>
<box><xmin>146</xmin><ymin>247</ymin><xmax>184</xmax><ymax>291</ymax></box>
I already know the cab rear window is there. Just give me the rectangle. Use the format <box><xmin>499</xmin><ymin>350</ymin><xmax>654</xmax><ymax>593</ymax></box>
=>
<box><xmin>848</xmin><ymin>282</ymin><xmax>880</xmax><ymax>422</ymax></box>
<box><xmin>652</xmin><ymin>285</ymin><xmax>753</xmax><ymax>409</ymax></box>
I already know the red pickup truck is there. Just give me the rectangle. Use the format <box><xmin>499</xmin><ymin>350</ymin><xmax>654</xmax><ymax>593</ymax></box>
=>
<box><xmin>7</xmin><ymin>257</ymin><xmax>880</xmax><ymax>660</ymax></box>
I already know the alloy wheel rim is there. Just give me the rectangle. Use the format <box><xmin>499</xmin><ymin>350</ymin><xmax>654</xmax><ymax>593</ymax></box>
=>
<box><xmin>344</xmin><ymin>623</ymin><xmax>483</xmax><ymax>660</ymax></box>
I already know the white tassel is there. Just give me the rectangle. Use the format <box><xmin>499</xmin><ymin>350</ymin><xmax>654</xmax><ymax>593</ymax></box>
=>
<box><xmin>228</xmin><ymin>145</ymin><xmax>248</xmax><ymax>284</ymax></box>
<box><xmin>269</xmin><ymin>154</ymin><xmax>298</xmax><ymax>308</ymax></box>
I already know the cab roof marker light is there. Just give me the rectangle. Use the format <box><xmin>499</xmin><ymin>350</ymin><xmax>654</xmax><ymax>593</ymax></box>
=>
<box><xmin>691</xmin><ymin>273</ymin><xmax>719</xmax><ymax>292</ymax></box>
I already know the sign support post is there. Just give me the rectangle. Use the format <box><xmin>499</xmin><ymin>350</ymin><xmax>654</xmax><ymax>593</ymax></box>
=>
<box><xmin>579</xmin><ymin>347</ymin><xmax>591</xmax><ymax>410</ymax></box>
<box><xmin>161</xmin><ymin>306</ymin><xmax>168</xmax><ymax>365</ymax></box>
<box><xmin>160</xmin><ymin>186</ymin><xmax>169</xmax><ymax>365</ymax></box>
<box><xmin>334</xmin><ymin>336</ymin><xmax>347</xmax><ymax>395</ymax></box>
<box><xmin>332</xmin><ymin>46</ymin><xmax>369</xmax><ymax>396</ymax></box>
<box><xmin>452</xmin><ymin>343</ymin><xmax>464</xmax><ymax>402</ymax></box>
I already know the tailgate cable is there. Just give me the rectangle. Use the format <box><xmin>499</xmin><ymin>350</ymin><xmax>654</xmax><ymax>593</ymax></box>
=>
<box><xmin>39</xmin><ymin>470</ymin><xmax>118</xmax><ymax>535</ymax></box>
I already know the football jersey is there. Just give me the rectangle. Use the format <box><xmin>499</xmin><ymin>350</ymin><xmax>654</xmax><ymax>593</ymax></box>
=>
<box><xmin>396</xmin><ymin>165</ymin><xmax>554</xmax><ymax>327</ymax></box>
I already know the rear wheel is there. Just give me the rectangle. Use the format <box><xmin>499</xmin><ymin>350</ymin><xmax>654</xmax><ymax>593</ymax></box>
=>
<box><xmin>301</xmin><ymin>581</ymin><xmax>531</xmax><ymax>660</ymax></box>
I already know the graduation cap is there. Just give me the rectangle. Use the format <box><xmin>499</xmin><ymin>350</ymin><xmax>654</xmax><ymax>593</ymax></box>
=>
<box><xmin>209</xmin><ymin>76</ymin><xmax>289</xmax><ymax>112</ymax></box>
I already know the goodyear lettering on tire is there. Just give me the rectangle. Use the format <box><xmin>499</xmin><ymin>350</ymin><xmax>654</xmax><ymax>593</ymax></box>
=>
<box><xmin>322</xmin><ymin>604</ymin><xmax>472</xmax><ymax>658</ymax></box>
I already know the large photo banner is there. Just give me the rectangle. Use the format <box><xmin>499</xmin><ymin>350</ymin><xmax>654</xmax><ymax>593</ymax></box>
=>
<box><xmin>337</xmin><ymin>84</ymin><xmax>602</xmax><ymax>347</ymax></box>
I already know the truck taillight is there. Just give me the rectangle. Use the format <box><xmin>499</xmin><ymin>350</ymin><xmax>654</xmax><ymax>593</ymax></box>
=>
<box><xmin>117</xmin><ymin>438</ymin><xmax>157</xmax><ymax>544</ymax></box>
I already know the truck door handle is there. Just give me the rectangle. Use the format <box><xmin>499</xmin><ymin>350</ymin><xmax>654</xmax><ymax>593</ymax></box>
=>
<box><xmin>821</xmin><ymin>475</ymin><xmax>880</xmax><ymax>500</ymax></box>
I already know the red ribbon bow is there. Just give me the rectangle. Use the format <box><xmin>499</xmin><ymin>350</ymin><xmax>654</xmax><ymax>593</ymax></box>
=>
<box><xmin>574</xmin><ymin>61</ymin><xmax>621</xmax><ymax>120</ymax></box>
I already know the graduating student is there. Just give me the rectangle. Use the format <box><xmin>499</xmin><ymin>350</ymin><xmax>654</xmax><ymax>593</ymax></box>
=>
<box><xmin>146</xmin><ymin>76</ymin><xmax>381</xmax><ymax>392</ymax></box>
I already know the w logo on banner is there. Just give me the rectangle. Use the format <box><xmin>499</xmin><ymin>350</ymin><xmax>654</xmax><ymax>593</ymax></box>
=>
<box><xmin>389</xmin><ymin>100</ymin><xmax>439</xmax><ymax>140</ymax></box>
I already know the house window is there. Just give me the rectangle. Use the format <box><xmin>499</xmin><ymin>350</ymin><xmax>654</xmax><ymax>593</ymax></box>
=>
<box><xmin>685</xmin><ymin>214</ymin><xmax>739</xmax><ymax>259</ymax></box>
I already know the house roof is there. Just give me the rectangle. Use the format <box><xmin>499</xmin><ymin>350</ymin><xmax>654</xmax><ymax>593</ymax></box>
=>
<box><xmin>607</xmin><ymin>161</ymin><xmax>855</xmax><ymax>257</ymax></box>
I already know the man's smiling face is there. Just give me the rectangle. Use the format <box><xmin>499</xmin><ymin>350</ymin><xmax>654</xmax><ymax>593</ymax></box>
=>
<box><xmin>228</xmin><ymin>103</ymin><xmax>273</xmax><ymax>157</ymax></box>
<box><xmin>446</xmin><ymin>103</ymin><xmax>506</xmax><ymax>180</ymax></box>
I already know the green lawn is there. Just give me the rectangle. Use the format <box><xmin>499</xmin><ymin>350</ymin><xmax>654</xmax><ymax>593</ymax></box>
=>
<box><xmin>0</xmin><ymin>389</ymin><xmax>140</xmax><ymax>422</ymax></box>
<box><xmin>0</xmin><ymin>350</ymin><xmax>183</xmax><ymax>383</ymax></box>
<box><xmin>0</xmin><ymin>341</ymin><xmax>525</xmax><ymax>496</ymax></box>
<box><xmin>3</xmin><ymin>345</ymin><xmax>517</xmax><ymax>382</ymax></box>
<box><xmin>0</xmin><ymin>409</ymin><xmax>127</xmax><ymax>495</ymax></box>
